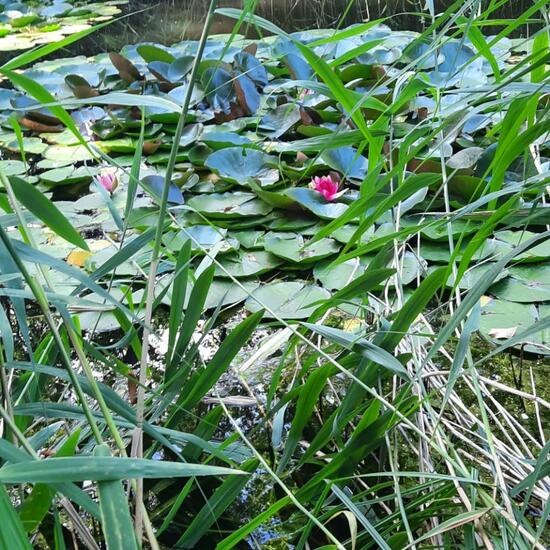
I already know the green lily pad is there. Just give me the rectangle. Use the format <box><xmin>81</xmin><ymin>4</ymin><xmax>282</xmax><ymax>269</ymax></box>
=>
<box><xmin>321</xmin><ymin>147</ymin><xmax>368</xmax><ymax>180</ymax></box>
<box><xmin>163</xmin><ymin>225</ymin><xmax>228</xmax><ymax>253</ymax></box>
<box><xmin>39</xmin><ymin>165</ymin><xmax>96</xmax><ymax>186</ymax></box>
<box><xmin>491</xmin><ymin>264</ymin><xmax>550</xmax><ymax>303</ymax></box>
<box><xmin>0</xmin><ymin>160</ymin><xmax>26</xmax><ymax>176</ymax></box>
<box><xmin>187</xmin><ymin>191</ymin><xmax>273</xmax><ymax>218</ymax></box>
<box><xmin>494</xmin><ymin>230</ymin><xmax>550</xmax><ymax>262</ymax></box>
<box><xmin>137</xmin><ymin>44</ymin><xmax>175</xmax><ymax>64</ymax></box>
<box><xmin>229</xmin><ymin>230</ymin><xmax>265</xmax><ymax>249</ymax></box>
<box><xmin>216</xmin><ymin>249</ymin><xmax>282</xmax><ymax>277</ymax></box>
<box><xmin>259</xmin><ymin>103</ymin><xmax>301</xmax><ymax>139</ymax></box>
<box><xmin>202</xmin><ymin>131</ymin><xmax>252</xmax><ymax>149</ymax></box>
<box><xmin>332</xmin><ymin>224</ymin><xmax>376</xmax><ymax>245</ymax></box>
<box><xmin>314</xmin><ymin>258</ymin><xmax>364</xmax><ymax>291</ymax></box>
<box><xmin>443</xmin><ymin>263</ymin><xmax>509</xmax><ymax>291</ymax></box>
<box><xmin>205</xmin><ymin>147</ymin><xmax>279</xmax><ymax>187</ymax></box>
<box><xmin>265</xmin><ymin>216</ymin><xmax>319</xmax><ymax>232</ymax></box>
<box><xmin>479</xmin><ymin>297</ymin><xmax>550</xmax><ymax>355</ymax></box>
<box><xmin>416</xmin><ymin>218</ymin><xmax>478</xmax><ymax>241</ymax></box>
<box><xmin>245</xmin><ymin>281</ymin><xmax>330</xmax><ymax>319</ymax></box>
<box><xmin>264</xmin><ymin>231</ymin><xmax>340</xmax><ymax>264</ymax></box>
<box><xmin>43</xmin><ymin>144</ymin><xmax>95</xmax><ymax>163</ymax></box>
<box><xmin>5</xmin><ymin>137</ymin><xmax>47</xmax><ymax>155</ymax></box>
<box><xmin>202</xmin><ymin>279</ymin><xmax>259</xmax><ymax>309</ymax></box>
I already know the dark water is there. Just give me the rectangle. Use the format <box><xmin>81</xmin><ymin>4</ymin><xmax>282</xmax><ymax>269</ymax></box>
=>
<box><xmin>80</xmin><ymin>0</ymin><xmax>538</xmax><ymax>55</ymax></box>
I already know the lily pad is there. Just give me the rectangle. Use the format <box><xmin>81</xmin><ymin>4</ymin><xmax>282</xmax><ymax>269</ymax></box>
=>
<box><xmin>442</xmin><ymin>263</ymin><xmax>509</xmax><ymax>291</ymax></box>
<box><xmin>321</xmin><ymin>147</ymin><xmax>369</xmax><ymax>180</ymax></box>
<box><xmin>314</xmin><ymin>258</ymin><xmax>365</xmax><ymax>291</ymax></box>
<box><xmin>39</xmin><ymin>165</ymin><xmax>96</xmax><ymax>186</ymax></box>
<box><xmin>264</xmin><ymin>231</ymin><xmax>340</xmax><ymax>264</ymax></box>
<box><xmin>494</xmin><ymin>230</ymin><xmax>550</xmax><ymax>262</ymax></box>
<box><xmin>245</xmin><ymin>281</ymin><xmax>330</xmax><ymax>319</ymax></box>
<box><xmin>479</xmin><ymin>297</ymin><xmax>550</xmax><ymax>355</ymax></box>
<box><xmin>141</xmin><ymin>175</ymin><xmax>184</xmax><ymax>205</ymax></box>
<box><xmin>205</xmin><ymin>147</ymin><xmax>279</xmax><ymax>187</ymax></box>
<box><xmin>216</xmin><ymin>249</ymin><xmax>282</xmax><ymax>277</ymax></box>
<box><xmin>259</xmin><ymin>103</ymin><xmax>302</xmax><ymax>139</ymax></box>
<box><xmin>163</xmin><ymin>225</ymin><xmax>227</xmax><ymax>253</ymax></box>
<box><xmin>187</xmin><ymin>191</ymin><xmax>273</xmax><ymax>218</ymax></box>
<box><xmin>234</xmin><ymin>51</ymin><xmax>268</xmax><ymax>87</ymax></box>
<box><xmin>491</xmin><ymin>264</ymin><xmax>550</xmax><ymax>303</ymax></box>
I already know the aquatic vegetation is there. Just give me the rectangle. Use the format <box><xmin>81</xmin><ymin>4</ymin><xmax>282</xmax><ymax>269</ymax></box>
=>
<box><xmin>0</xmin><ymin>0</ymin><xmax>125</xmax><ymax>51</ymax></box>
<box><xmin>0</xmin><ymin>0</ymin><xmax>548</xmax><ymax>548</ymax></box>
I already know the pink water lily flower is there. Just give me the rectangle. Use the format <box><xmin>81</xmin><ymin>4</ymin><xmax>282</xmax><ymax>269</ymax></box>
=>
<box><xmin>97</xmin><ymin>172</ymin><xmax>118</xmax><ymax>193</ymax></box>
<box><xmin>310</xmin><ymin>174</ymin><xmax>341</xmax><ymax>201</ymax></box>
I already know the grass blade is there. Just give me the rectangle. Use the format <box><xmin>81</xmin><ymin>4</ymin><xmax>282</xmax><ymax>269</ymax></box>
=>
<box><xmin>0</xmin><ymin>484</ymin><xmax>32</xmax><ymax>550</ymax></box>
<box><xmin>10</xmin><ymin>177</ymin><xmax>89</xmax><ymax>251</ymax></box>
<box><xmin>176</xmin><ymin>458</ymin><xmax>260</xmax><ymax>547</ymax></box>
<box><xmin>95</xmin><ymin>444</ymin><xmax>138</xmax><ymax>550</ymax></box>
<box><xmin>0</xmin><ymin>457</ymin><xmax>245</xmax><ymax>483</ymax></box>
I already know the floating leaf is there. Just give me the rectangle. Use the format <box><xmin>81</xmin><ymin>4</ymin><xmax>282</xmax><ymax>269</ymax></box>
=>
<box><xmin>188</xmin><ymin>191</ymin><xmax>273</xmax><ymax>218</ymax></box>
<box><xmin>234</xmin><ymin>71</ymin><xmax>261</xmax><ymax>115</ymax></box>
<box><xmin>282</xmin><ymin>53</ymin><xmax>314</xmax><ymax>80</ymax></box>
<box><xmin>216</xmin><ymin>249</ymin><xmax>282</xmax><ymax>277</ymax></box>
<box><xmin>137</xmin><ymin>44</ymin><xmax>175</xmax><ymax>64</ymax></box>
<box><xmin>264</xmin><ymin>232</ymin><xmax>340</xmax><ymax>264</ymax></box>
<box><xmin>259</xmin><ymin>103</ymin><xmax>302</xmax><ymax>139</ymax></box>
<box><xmin>141</xmin><ymin>174</ymin><xmax>184</xmax><ymax>205</ymax></box>
<box><xmin>321</xmin><ymin>147</ymin><xmax>369</xmax><ymax>180</ymax></box>
<box><xmin>234</xmin><ymin>51</ymin><xmax>268</xmax><ymax>86</ymax></box>
<box><xmin>479</xmin><ymin>297</ymin><xmax>550</xmax><ymax>355</ymax></box>
<box><xmin>109</xmin><ymin>52</ymin><xmax>141</xmax><ymax>83</ymax></box>
<box><xmin>205</xmin><ymin>147</ymin><xmax>279</xmax><ymax>187</ymax></box>
<box><xmin>447</xmin><ymin>147</ymin><xmax>484</xmax><ymax>170</ymax></box>
<box><xmin>202</xmin><ymin>66</ymin><xmax>235</xmax><ymax>113</ymax></box>
<box><xmin>491</xmin><ymin>264</ymin><xmax>550</xmax><ymax>303</ymax></box>
<box><xmin>245</xmin><ymin>281</ymin><xmax>330</xmax><ymax>319</ymax></box>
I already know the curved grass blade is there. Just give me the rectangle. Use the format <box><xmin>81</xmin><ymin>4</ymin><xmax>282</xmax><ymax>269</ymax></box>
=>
<box><xmin>10</xmin><ymin>177</ymin><xmax>89</xmax><ymax>251</ymax></box>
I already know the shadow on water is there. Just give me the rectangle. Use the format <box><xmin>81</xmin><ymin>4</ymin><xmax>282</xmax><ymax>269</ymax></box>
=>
<box><xmin>70</xmin><ymin>0</ymin><xmax>540</xmax><ymax>56</ymax></box>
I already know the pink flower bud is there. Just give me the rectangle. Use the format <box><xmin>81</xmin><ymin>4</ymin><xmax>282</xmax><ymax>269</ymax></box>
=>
<box><xmin>97</xmin><ymin>172</ymin><xmax>118</xmax><ymax>193</ymax></box>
